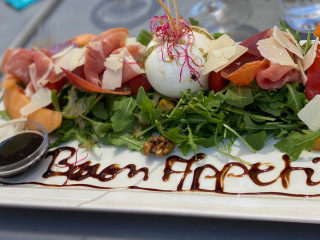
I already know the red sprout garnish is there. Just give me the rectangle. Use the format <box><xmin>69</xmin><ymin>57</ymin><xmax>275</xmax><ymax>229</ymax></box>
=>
<box><xmin>150</xmin><ymin>15</ymin><xmax>203</xmax><ymax>85</ymax></box>
<box><xmin>62</xmin><ymin>141</ymin><xmax>94</xmax><ymax>185</ymax></box>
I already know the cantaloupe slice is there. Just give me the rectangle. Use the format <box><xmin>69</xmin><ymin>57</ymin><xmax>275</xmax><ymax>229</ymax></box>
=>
<box><xmin>2</xmin><ymin>76</ymin><xmax>62</xmax><ymax>133</ymax></box>
<box><xmin>69</xmin><ymin>33</ymin><xmax>96</xmax><ymax>47</ymax></box>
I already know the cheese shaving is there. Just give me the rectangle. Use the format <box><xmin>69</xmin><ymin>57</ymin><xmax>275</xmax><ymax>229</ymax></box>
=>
<box><xmin>210</xmin><ymin>34</ymin><xmax>235</xmax><ymax>50</ymax></box>
<box><xmin>126</xmin><ymin>37</ymin><xmax>137</xmax><ymax>45</ymax></box>
<box><xmin>297</xmin><ymin>58</ymin><xmax>308</xmax><ymax>85</ymax></box>
<box><xmin>52</xmin><ymin>45</ymin><xmax>74</xmax><ymax>59</ymax></box>
<box><xmin>273</xmin><ymin>26</ymin><xmax>304</xmax><ymax>59</ymax></box>
<box><xmin>302</xmin><ymin>37</ymin><xmax>319</xmax><ymax>71</ymax></box>
<box><xmin>28</xmin><ymin>63</ymin><xmax>38</xmax><ymax>92</ymax></box>
<box><xmin>203</xmin><ymin>34</ymin><xmax>248</xmax><ymax>74</ymax></box>
<box><xmin>257</xmin><ymin>37</ymin><xmax>298</xmax><ymax>69</ymax></box>
<box><xmin>54</xmin><ymin>47</ymin><xmax>86</xmax><ymax>74</ymax></box>
<box><xmin>286</xmin><ymin>29</ymin><xmax>304</xmax><ymax>53</ymax></box>
<box><xmin>20</xmin><ymin>87</ymin><xmax>52</xmax><ymax>117</ymax></box>
<box><xmin>298</xmin><ymin>94</ymin><xmax>320</xmax><ymax>131</ymax></box>
<box><xmin>101</xmin><ymin>50</ymin><xmax>124</xmax><ymax>90</ymax></box>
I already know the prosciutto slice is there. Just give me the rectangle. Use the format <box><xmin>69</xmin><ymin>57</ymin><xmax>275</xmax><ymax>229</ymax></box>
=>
<box><xmin>240</xmin><ymin>28</ymin><xmax>273</xmax><ymax>58</ymax></box>
<box><xmin>256</xmin><ymin>62</ymin><xmax>301</xmax><ymax>89</ymax></box>
<box><xmin>110</xmin><ymin>44</ymin><xmax>146</xmax><ymax>84</ymax></box>
<box><xmin>62</xmin><ymin>67</ymin><xmax>131</xmax><ymax>95</ymax></box>
<box><xmin>84</xmin><ymin>28</ymin><xmax>129</xmax><ymax>86</ymax></box>
<box><xmin>1</xmin><ymin>48</ymin><xmax>63</xmax><ymax>86</ymax></box>
<box><xmin>2</xmin><ymin>48</ymin><xmax>34</xmax><ymax>85</ymax></box>
<box><xmin>221</xmin><ymin>29</ymin><xmax>273</xmax><ymax>84</ymax></box>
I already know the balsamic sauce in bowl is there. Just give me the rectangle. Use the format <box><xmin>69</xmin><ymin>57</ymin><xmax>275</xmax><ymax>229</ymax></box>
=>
<box><xmin>0</xmin><ymin>120</ymin><xmax>49</xmax><ymax>177</ymax></box>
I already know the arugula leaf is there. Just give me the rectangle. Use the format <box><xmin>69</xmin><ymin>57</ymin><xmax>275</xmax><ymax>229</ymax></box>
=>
<box><xmin>157</xmin><ymin>125</ymin><xmax>188</xmax><ymax>144</ymax></box>
<box><xmin>62</xmin><ymin>87</ymin><xmax>98</xmax><ymax>118</ymax></box>
<box><xmin>108</xmin><ymin>133</ymin><xmax>146</xmax><ymax>151</ymax></box>
<box><xmin>188</xmin><ymin>17</ymin><xmax>199</xmax><ymax>26</ymax></box>
<box><xmin>136</xmin><ymin>87</ymin><xmax>162</xmax><ymax>124</ymax></box>
<box><xmin>285</xmin><ymin>83</ymin><xmax>305</xmax><ymax>114</ymax></box>
<box><xmin>274</xmin><ymin>130</ymin><xmax>320</xmax><ymax>161</ymax></box>
<box><xmin>280</xmin><ymin>20</ymin><xmax>300</xmax><ymax>42</ymax></box>
<box><xmin>111</xmin><ymin>97</ymin><xmax>137</xmax><ymax>132</ymax></box>
<box><xmin>0</xmin><ymin>110</ymin><xmax>10</xmax><ymax>120</ymax></box>
<box><xmin>81</xmin><ymin>115</ymin><xmax>112</xmax><ymax>138</ymax></box>
<box><xmin>136</xmin><ymin>30</ymin><xmax>152</xmax><ymax>46</ymax></box>
<box><xmin>91</xmin><ymin>101</ymin><xmax>108</xmax><ymax>120</ymax></box>
<box><xmin>245</xmin><ymin>130</ymin><xmax>267</xmax><ymax>151</ymax></box>
<box><xmin>51</xmin><ymin>90</ymin><xmax>60</xmax><ymax>112</ymax></box>
<box><xmin>225</xmin><ymin>86</ymin><xmax>253</xmax><ymax>107</ymax></box>
<box><xmin>212</xmin><ymin>33</ymin><xmax>225</xmax><ymax>39</ymax></box>
<box><xmin>304</xmin><ymin>29</ymin><xmax>313</xmax><ymax>55</ymax></box>
<box><xmin>51</xmin><ymin>129</ymin><xmax>76</xmax><ymax>148</ymax></box>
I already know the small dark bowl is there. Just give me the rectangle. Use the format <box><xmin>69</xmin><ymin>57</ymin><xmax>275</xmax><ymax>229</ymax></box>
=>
<box><xmin>0</xmin><ymin>120</ymin><xmax>49</xmax><ymax>177</ymax></box>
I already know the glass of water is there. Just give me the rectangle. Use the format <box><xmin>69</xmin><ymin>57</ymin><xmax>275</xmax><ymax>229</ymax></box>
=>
<box><xmin>278</xmin><ymin>0</ymin><xmax>320</xmax><ymax>32</ymax></box>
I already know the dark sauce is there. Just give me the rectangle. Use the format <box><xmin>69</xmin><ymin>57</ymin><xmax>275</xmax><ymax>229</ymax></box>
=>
<box><xmin>0</xmin><ymin>132</ymin><xmax>43</xmax><ymax>166</ymax></box>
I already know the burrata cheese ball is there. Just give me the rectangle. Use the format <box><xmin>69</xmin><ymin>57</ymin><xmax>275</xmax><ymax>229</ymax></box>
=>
<box><xmin>144</xmin><ymin>26</ymin><xmax>213</xmax><ymax>98</ymax></box>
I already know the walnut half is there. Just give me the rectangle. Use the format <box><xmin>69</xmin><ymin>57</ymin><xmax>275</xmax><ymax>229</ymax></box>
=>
<box><xmin>143</xmin><ymin>136</ymin><xmax>174</xmax><ymax>157</ymax></box>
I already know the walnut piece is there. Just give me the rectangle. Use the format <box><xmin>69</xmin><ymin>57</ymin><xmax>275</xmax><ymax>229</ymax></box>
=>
<box><xmin>143</xmin><ymin>136</ymin><xmax>174</xmax><ymax>157</ymax></box>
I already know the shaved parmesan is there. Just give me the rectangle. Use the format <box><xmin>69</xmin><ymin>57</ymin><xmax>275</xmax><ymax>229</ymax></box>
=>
<box><xmin>29</xmin><ymin>63</ymin><xmax>37</xmax><ymax>91</ymax></box>
<box><xmin>298</xmin><ymin>94</ymin><xmax>320</xmax><ymax>131</ymax></box>
<box><xmin>257</xmin><ymin>37</ymin><xmax>298</xmax><ymax>69</ymax></box>
<box><xmin>54</xmin><ymin>47</ymin><xmax>86</xmax><ymax>74</ymax></box>
<box><xmin>203</xmin><ymin>34</ymin><xmax>248</xmax><ymax>74</ymax></box>
<box><xmin>297</xmin><ymin>59</ymin><xmax>308</xmax><ymax>85</ymax></box>
<box><xmin>302</xmin><ymin>37</ymin><xmax>319</xmax><ymax>71</ymax></box>
<box><xmin>52</xmin><ymin>45</ymin><xmax>74</xmax><ymax>59</ymax></box>
<box><xmin>102</xmin><ymin>50</ymin><xmax>124</xmax><ymax>90</ymax></box>
<box><xmin>20</xmin><ymin>87</ymin><xmax>52</xmax><ymax>117</ymax></box>
<box><xmin>123</xmin><ymin>50</ymin><xmax>145</xmax><ymax>75</ymax></box>
<box><xmin>273</xmin><ymin>26</ymin><xmax>303</xmax><ymax>59</ymax></box>
<box><xmin>210</xmin><ymin>34</ymin><xmax>235</xmax><ymax>50</ymax></box>
<box><xmin>126</xmin><ymin>37</ymin><xmax>137</xmax><ymax>45</ymax></box>
<box><xmin>214</xmin><ymin>45</ymin><xmax>248</xmax><ymax>72</ymax></box>
<box><xmin>286</xmin><ymin>29</ymin><xmax>304</xmax><ymax>53</ymax></box>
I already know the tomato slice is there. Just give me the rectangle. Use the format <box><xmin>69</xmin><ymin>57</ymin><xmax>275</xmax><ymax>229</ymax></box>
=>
<box><xmin>305</xmin><ymin>46</ymin><xmax>320</xmax><ymax>100</ymax></box>
<box><xmin>127</xmin><ymin>74</ymin><xmax>153</xmax><ymax>95</ymax></box>
<box><xmin>208</xmin><ymin>71</ymin><xmax>224</xmax><ymax>93</ymax></box>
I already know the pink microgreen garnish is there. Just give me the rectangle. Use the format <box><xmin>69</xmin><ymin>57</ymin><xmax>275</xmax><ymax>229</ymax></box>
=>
<box><xmin>150</xmin><ymin>15</ymin><xmax>203</xmax><ymax>85</ymax></box>
<box><xmin>62</xmin><ymin>141</ymin><xmax>94</xmax><ymax>185</ymax></box>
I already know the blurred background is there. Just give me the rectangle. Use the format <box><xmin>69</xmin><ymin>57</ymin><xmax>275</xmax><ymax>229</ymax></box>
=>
<box><xmin>0</xmin><ymin>0</ymin><xmax>284</xmax><ymax>62</ymax></box>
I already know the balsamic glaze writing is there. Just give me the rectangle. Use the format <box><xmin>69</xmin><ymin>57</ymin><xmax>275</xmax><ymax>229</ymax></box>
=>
<box><xmin>2</xmin><ymin>146</ymin><xmax>320</xmax><ymax>197</ymax></box>
<box><xmin>43</xmin><ymin>147</ymin><xmax>149</xmax><ymax>184</ymax></box>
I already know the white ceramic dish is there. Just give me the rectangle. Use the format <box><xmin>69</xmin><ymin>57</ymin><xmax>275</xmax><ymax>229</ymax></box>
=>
<box><xmin>0</xmin><ymin>131</ymin><xmax>320</xmax><ymax>224</ymax></box>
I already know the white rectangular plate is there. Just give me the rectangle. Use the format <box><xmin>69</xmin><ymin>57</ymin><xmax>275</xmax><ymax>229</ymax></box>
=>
<box><xmin>1</xmin><ymin>135</ymin><xmax>320</xmax><ymax>224</ymax></box>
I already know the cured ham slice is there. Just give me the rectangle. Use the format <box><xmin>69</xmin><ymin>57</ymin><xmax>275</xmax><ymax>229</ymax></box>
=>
<box><xmin>240</xmin><ymin>28</ymin><xmax>272</xmax><ymax>58</ymax></box>
<box><xmin>1</xmin><ymin>48</ymin><xmax>63</xmax><ymax>87</ymax></box>
<box><xmin>256</xmin><ymin>62</ymin><xmax>300</xmax><ymax>89</ymax></box>
<box><xmin>1</xmin><ymin>49</ymin><xmax>34</xmax><ymax>85</ymax></box>
<box><xmin>84</xmin><ymin>28</ymin><xmax>129</xmax><ymax>87</ymax></box>
<box><xmin>45</xmin><ymin>42</ymin><xmax>77</xmax><ymax>57</ymax></box>
<box><xmin>62</xmin><ymin>68</ymin><xmax>131</xmax><ymax>95</ymax></box>
<box><xmin>111</xmin><ymin>45</ymin><xmax>146</xmax><ymax>84</ymax></box>
<box><xmin>221</xmin><ymin>29</ymin><xmax>273</xmax><ymax>83</ymax></box>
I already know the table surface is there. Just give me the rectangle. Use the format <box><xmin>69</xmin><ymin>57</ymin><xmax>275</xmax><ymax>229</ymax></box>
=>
<box><xmin>1</xmin><ymin>0</ymin><xmax>320</xmax><ymax>239</ymax></box>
